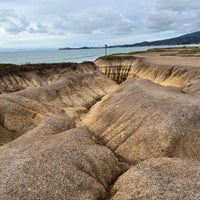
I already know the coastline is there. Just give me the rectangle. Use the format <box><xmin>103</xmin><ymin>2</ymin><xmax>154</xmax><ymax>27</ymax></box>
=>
<box><xmin>0</xmin><ymin>47</ymin><xmax>199</xmax><ymax>199</ymax></box>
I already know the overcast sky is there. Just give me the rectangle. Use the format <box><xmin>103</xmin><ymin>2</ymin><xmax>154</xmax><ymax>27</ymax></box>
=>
<box><xmin>0</xmin><ymin>0</ymin><xmax>199</xmax><ymax>49</ymax></box>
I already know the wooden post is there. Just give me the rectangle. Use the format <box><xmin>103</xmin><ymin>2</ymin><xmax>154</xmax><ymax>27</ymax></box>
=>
<box><xmin>105</xmin><ymin>44</ymin><xmax>107</xmax><ymax>56</ymax></box>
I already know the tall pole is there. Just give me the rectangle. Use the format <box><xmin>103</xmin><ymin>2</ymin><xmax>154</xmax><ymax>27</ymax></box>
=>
<box><xmin>105</xmin><ymin>44</ymin><xmax>107</xmax><ymax>56</ymax></box>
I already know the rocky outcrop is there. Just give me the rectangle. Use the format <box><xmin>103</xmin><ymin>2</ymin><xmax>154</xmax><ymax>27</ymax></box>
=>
<box><xmin>0</xmin><ymin>114</ymin><xmax>121</xmax><ymax>200</ymax></box>
<box><xmin>95</xmin><ymin>54</ymin><xmax>200</xmax><ymax>93</ymax></box>
<box><xmin>0</xmin><ymin>62</ymin><xmax>116</xmax><ymax>146</ymax></box>
<box><xmin>0</xmin><ymin>51</ymin><xmax>200</xmax><ymax>200</ymax></box>
<box><xmin>0</xmin><ymin>62</ymin><xmax>97</xmax><ymax>93</ymax></box>
<box><xmin>95</xmin><ymin>56</ymin><xmax>134</xmax><ymax>84</ymax></box>
<box><xmin>82</xmin><ymin>78</ymin><xmax>200</xmax><ymax>164</ymax></box>
<box><xmin>109</xmin><ymin>157</ymin><xmax>200</xmax><ymax>200</ymax></box>
<box><xmin>0</xmin><ymin>61</ymin><xmax>123</xmax><ymax>199</ymax></box>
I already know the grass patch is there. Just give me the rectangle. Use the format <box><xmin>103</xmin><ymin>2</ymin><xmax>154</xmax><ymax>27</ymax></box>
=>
<box><xmin>98</xmin><ymin>54</ymin><xmax>134</xmax><ymax>60</ymax></box>
<box><xmin>128</xmin><ymin>51</ymin><xmax>147</xmax><ymax>54</ymax></box>
<box><xmin>160</xmin><ymin>53</ymin><xmax>178</xmax><ymax>56</ymax></box>
<box><xmin>147</xmin><ymin>48</ymin><xmax>167</xmax><ymax>52</ymax></box>
<box><xmin>178</xmin><ymin>48</ymin><xmax>200</xmax><ymax>54</ymax></box>
<box><xmin>99</xmin><ymin>46</ymin><xmax>200</xmax><ymax>59</ymax></box>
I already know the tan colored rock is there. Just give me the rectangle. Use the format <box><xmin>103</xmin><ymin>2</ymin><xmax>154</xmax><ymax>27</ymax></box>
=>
<box><xmin>95</xmin><ymin>52</ymin><xmax>200</xmax><ymax>92</ymax></box>
<box><xmin>0</xmin><ymin>63</ymin><xmax>116</xmax><ymax>145</ymax></box>
<box><xmin>0</xmin><ymin>54</ymin><xmax>199</xmax><ymax>200</ymax></box>
<box><xmin>109</xmin><ymin>157</ymin><xmax>200</xmax><ymax>200</ymax></box>
<box><xmin>0</xmin><ymin>62</ymin><xmax>97</xmax><ymax>93</ymax></box>
<box><xmin>82</xmin><ymin>78</ymin><xmax>200</xmax><ymax>164</ymax></box>
<box><xmin>0</xmin><ymin>114</ymin><xmax>121</xmax><ymax>200</ymax></box>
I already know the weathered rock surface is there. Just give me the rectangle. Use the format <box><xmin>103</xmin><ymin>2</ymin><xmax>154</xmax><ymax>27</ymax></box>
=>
<box><xmin>96</xmin><ymin>50</ymin><xmax>200</xmax><ymax>93</ymax></box>
<box><xmin>109</xmin><ymin>157</ymin><xmax>200</xmax><ymax>200</ymax></box>
<box><xmin>0</xmin><ymin>50</ymin><xmax>200</xmax><ymax>200</ymax></box>
<box><xmin>0</xmin><ymin>61</ymin><xmax>122</xmax><ymax>200</ymax></box>
<box><xmin>0</xmin><ymin>62</ymin><xmax>98</xmax><ymax>93</ymax></box>
<box><xmin>82</xmin><ymin>78</ymin><xmax>200</xmax><ymax>164</ymax></box>
<box><xmin>0</xmin><ymin>62</ymin><xmax>116</xmax><ymax>145</ymax></box>
<box><xmin>0</xmin><ymin>114</ymin><xmax>121</xmax><ymax>200</ymax></box>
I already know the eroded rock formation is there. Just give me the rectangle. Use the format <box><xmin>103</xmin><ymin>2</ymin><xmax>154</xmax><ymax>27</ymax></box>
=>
<box><xmin>0</xmin><ymin>114</ymin><xmax>121</xmax><ymax>200</ymax></box>
<box><xmin>82</xmin><ymin>78</ymin><xmax>200</xmax><ymax>164</ymax></box>
<box><xmin>0</xmin><ymin>48</ymin><xmax>200</xmax><ymax>200</ymax></box>
<box><xmin>95</xmin><ymin>50</ymin><xmax>200</xmax><ymax>93</ymax></box>
<box><xmin>109</xmin><ymin>157</ymin><xmax>200</xmax><ymax>200</ymax></box>
<box><xmin>0</xmin><ymin>62</ymin><xmax>116</xmax><ymax>145</ymax></box>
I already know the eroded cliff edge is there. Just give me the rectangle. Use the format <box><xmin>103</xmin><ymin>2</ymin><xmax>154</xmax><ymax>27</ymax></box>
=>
<box><xmin>95</xmin><ymin>47</ymin><xmax>200</xmax><ymax>93</ymax></box>
<box><xmin>0</xmin><ymin>48</ymin><xmax>200</xmax><ymax>200</ymax></box>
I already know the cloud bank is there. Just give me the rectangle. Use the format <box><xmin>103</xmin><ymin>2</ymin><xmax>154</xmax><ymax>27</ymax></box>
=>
<box><xmin>0</xmin><ymin>0</ymin><xmax>199</xmax><ymax>49</ymax></box>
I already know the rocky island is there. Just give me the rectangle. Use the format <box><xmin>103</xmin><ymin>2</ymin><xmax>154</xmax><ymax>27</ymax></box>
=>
<box><xmin>0</xmin><ymin>47</ymin><xmax>200</xmax><ymax>200</ymax></box>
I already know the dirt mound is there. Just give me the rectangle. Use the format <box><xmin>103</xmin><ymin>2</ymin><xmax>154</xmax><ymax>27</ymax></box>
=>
<box><xmin>109</xmin><ymin>157</ymin><xmax>200</xmax><ymax>200</ymax></box>
<box><xmin>82</xmin><ymin>78</ymin><xmax>200</xmax><ymax>164</ymax></box>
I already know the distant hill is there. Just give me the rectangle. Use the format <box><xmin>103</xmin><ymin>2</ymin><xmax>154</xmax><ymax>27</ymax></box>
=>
<box><xmin>110</xmin><ymin>31</ymin><xmax>200</xmax><ymax>48</ymax></box>
<box><xmin>59</xmin><ymin>31</ymin><xmax>200</xmax><ymax>50</ymax></box>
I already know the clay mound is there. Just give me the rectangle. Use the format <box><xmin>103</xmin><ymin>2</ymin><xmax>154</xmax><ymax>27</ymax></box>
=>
<box><xmin>82</xmin><ymin>78</ymin><xmax>200</xmax><ymax>164</ymax></box>
<box><xmin>109</xmin><ymin>157</ymin><xmax>200</xmax><ymax>200</ymax></box>
<box><xmin>0</xmin><ymin>114</ymin><xmax>121</xmax><ymax>200</ymax></box>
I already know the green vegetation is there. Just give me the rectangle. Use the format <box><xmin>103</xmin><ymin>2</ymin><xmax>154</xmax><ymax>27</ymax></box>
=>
<box><xmin>160</xmin><ymin>53</ymin><xmax>178</xmax><ymax>56</ymax></box>
<box><xmin>0</xmin><ymin>62</ymin><xmax>78</xmax><ymax>77</ymax></box>
<box><xmin>99</xmin><ymin>46</ymin><xmax>200</xmax><ymax>59</ymax></box>
<box><xmin>160</xmin><ymin>46</ymin><xmax>200</xmax><ymax>56</ymax></box>
<box><xmin>128</xmin><ymin>51</ymin><xmax>146</xmax><ymax>54</ymax></box>
<box><xmin>146</xmin><ymin>48</ymin><xmax>167</xmax><ymax>52</ymax></box>
<box><xmin>99</xmin><ymin>54</ymin><xmax>134</xmax><ymax>60</ymax></box>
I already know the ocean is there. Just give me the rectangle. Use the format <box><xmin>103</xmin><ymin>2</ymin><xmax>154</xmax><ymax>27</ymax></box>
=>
<box><xmin>0</xmin><ymin>45</ymin><xmax>195</xmax><ymax>65</ymax></box>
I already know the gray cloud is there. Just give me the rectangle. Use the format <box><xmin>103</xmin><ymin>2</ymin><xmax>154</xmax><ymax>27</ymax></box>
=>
<box><xmin>54</xmin><ymin>8</ymin><xmax>134</xmax><ymax>35</ymax></box>
<box><xmin>146</xmin><ymin>10</ymin><xmax>178</xmax><ymax>31</ymax></box>
<box><xmin>0</xmin><ymin>9</ymin><xmax>28</xmax><ymax>33</ymax></box>
<box><xmin>145</xmin><ymin>0</ymin><xmax>200</xmax><ymax>34</ymax></box>
<box><xmin>27</xmin><ymin>23</ymin><xmax>48</xmax><ymax>33</ymax></box>
<box><xmin>0</xmin><ymin>9</ymin><xmax>48</xmax><ymax>34</ymax></box>
<box><xmin>0</xmin><ymin>0</ymin><xmax>200</xmax><ymax>49</ymax></box>
<box><xmin>157</xmin><ymin>0</ymin><xmax>199</xmax><ymax>11</ymax></box>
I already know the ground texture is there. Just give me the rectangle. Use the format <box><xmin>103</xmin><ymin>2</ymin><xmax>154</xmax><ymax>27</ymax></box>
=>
<box><xmin>0</xmin><ymin>48</ymin><xmax>200</xmax><ymax>199</ymax></box>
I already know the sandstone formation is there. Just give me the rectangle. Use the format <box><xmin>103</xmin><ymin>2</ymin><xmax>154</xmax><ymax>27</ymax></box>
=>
<box><xmin>95</xmin><ymin>48</ymin><xmax>200</xmax><ymax>93</ymax></box>
<box><xmin>0</xmin><ymin>62</ymin><xmax>116</xmax><ymax>146</ymax></box>
<box><xmin>0</xmin><ymin>48</ymin><xmax>200</xmax><ymax>200</ymax></box>
<box><xmin>109</xmin><ymin>157</ymin><xmax>200</xmax><ymax>200</ymax></box>
<box><xmin>82</xmin><ymin>78</ymin><xmax>200</xmax><ymax>164</ymax></box>
<box><xmin>0</xmin><ymin>62</ymin><xmax>98</xmax><ymax>93</ymax></box>
<box><xmin>0</xmin><ymin>114</ymin><xmax>121</xmax><ymax>200</ymax></box>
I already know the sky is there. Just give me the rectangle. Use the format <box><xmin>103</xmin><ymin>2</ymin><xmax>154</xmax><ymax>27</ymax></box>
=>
<box><xmin>0</xmin><ymin>0</ymin><xmax>199</xmax><ymax>49</ymax></box>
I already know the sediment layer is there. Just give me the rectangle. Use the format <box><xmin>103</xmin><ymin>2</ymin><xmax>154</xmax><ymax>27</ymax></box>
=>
<box><xmin>95</xmin><ymin>51</ymin><xmax>200</xmax><ymax>93</ymax></box>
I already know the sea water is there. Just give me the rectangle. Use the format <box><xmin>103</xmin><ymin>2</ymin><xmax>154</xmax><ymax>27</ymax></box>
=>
<box><xmin>0</xmin><ymin>45</ymin><xmax>195</xmax><ymax>64</ymax></box>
